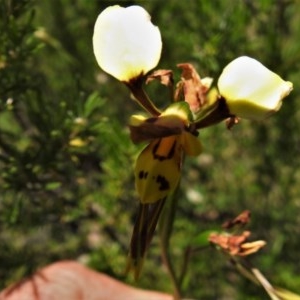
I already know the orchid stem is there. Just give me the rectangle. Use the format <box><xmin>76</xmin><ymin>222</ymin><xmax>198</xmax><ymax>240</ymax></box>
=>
<box><xmin>159</xmin><ymin>187</ymin><xmax>182</xmax><ymax>300</ymax></box>
<box><xmin>178</xmin><ymin>246</ymin><xmax>192</xmax><ymax>287</ymax></box>
<box><xmin>126</xmin><ymin>78</ymin><xmax>161</xmax><ymax>117</ymax></box>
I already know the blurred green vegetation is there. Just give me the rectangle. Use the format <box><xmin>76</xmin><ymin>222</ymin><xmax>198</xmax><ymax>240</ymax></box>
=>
<box><xmin>0</xmin><ymin>0</ymin><xmax>300</xmax><ymax>299</ymax></box>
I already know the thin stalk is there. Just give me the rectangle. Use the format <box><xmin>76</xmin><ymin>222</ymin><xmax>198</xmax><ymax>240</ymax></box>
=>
<box><xmin>252</xmin><ymin>268</ymin><xmax>280</xmax><ymax>300</ymax></box>
<box><xmin>231</xmin><ymin>257</ymin><xmax>280</xmax><ymax>299</ymax></box>
<box><xmin>230</xmin><ymin>258</ymin><xmax>261</xmax><ymax>286</ymax></box>
<box><xmin>178</xmin><ymin>246</ymin><xmax>192</xmax><ymax>288</ymax></box>
<box><xmin>126</xmin><ymin>78</ymin><xmax>161</xmax><ymax>117</ymax></box>
<box><xmin>158</xmin><ymin>186</ymin><xmax>181</xmax><ymax>300</ymax></box>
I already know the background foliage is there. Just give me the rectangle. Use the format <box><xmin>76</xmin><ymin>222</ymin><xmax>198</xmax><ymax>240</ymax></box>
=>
<box><xmin>0</xmin><ymin>0</ymin><xmax>299</xmax><ymax>299</ymax></box>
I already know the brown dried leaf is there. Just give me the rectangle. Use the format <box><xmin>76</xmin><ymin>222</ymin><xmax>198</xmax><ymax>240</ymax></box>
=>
<box><xmin>227</xmin><ymin>231</ymin><xmax>251</xmax><ymax>255</ymax></box>
<box><xmin>176</xmin><ymin>63</ymin><xmax>211</xmax><ymax>113</ymax></box>
<box><xmin>146</xmin><ymin>69</ymin><xmax>174</xmax><ymax>87</ymax></box>
<box><xmin>209</xmin><ymin>230</ymin><xmax>266</xmax><ymax>257</ymax></box>
<box><xmin>222</xmin><ymin>210</ymin><xmax>251</xmax><ymax>229</ymax></box>
<box><xmin>239</xmin><ymin>240</ymin><xmax>267</xmax><ymax>256</ymax></box>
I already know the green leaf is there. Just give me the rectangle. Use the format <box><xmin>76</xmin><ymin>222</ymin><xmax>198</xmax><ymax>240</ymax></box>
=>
<box><xmin>45</xmin><ymin>181</ymin><xmax>61</xmax><ymax>191</ymax></box>
<box><xmin>192</xmin><ymin>230</ymin><xmax>217</xmax><ymax>248</ymax></box>
<box><xmin>83</xmin><ymin>92</ymin><xmax>105</xmax><ymax>118</ymax></box>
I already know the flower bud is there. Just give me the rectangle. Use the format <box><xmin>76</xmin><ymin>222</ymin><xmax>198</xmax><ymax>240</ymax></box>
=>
<box><xmin>218</xmin><ymin>56</ymin><xmax>293</xmax><ymax>120</ymax></box>
<box><xmin>93</xmin><ymin>5</ymin><xmax>162</xmax><ymax>82</ymax></box>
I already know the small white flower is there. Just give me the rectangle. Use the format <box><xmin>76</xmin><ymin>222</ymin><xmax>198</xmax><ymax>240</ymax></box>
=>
<box><xmin>93</xmin><ymin>5</ymin><xmax>162</xmax><ymax>82</ymax></box>
<box><xmin>218</xmin><ymin>56</ymin><xmax>293</xmax><ymax>120</ymax></box>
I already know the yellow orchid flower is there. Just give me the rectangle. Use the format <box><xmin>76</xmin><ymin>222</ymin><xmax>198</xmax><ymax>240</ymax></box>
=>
<box><xmin>93</xmin><ymin>5</ymin><xmax>162</xmax><ymax>83</ymax></box>
<box><xmin>126</xmin><ymin>103</ymin><xmax>202</xmax><ymax>279</ymax></box>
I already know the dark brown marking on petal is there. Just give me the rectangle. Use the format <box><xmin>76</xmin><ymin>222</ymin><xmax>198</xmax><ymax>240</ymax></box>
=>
<box><xmin>138</xmin><ymin>171</ymin><xmax>148</xmax><ymax>179</ymax></box>
<box><xmin>156</xmin><ymin>175</ymin><xmax>170</xmax><ymax>191</ymax></box>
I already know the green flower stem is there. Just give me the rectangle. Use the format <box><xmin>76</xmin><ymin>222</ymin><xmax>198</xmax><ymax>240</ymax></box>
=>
<box><xmin>126</xmin><ymin>78</ymin><xmax>161</xmax><ymax>117</ymax></box>
<box><xmin>178</xmin><ymin>246</ymin><xmax>192</xmax><ymax>288</ymax></box>
<box><xmin>158</xmin><ymin>186</ymin><xmax>182</xmax><ymax>300</ymax></box>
